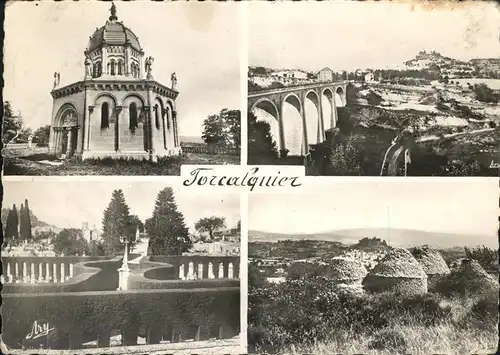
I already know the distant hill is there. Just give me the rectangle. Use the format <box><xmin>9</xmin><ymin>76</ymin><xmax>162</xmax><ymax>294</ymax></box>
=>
<box><xmin>248</xmin><ymin>228</ymin><xmax>496</xmax><ymax>249</ymax></box>
<box><xmin>1</xmin><ymin>207</ymin><xmax>56</xmax><ymax>230</ymax></box>
<box><xmin>403</xmin><ymin>50</ymin><xmax>500</xmax><ymax>78</ymax></box>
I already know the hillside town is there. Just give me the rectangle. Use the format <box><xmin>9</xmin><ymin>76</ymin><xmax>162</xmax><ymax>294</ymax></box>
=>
<box><xmin>248</xmin><ymin>50</ymin><xmax>499</xmax><ymax>176</ymax></box>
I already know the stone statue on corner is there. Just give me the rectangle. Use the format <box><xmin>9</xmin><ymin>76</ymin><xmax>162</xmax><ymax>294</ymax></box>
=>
<box><xmin>171</xmin><ymin>72</ymin><xmax>177</xmax><ymax>90</ymax></box>
<box><xmin>84</xmin><ymin>57</ymin><xmax>92</xmax><ymax>79</ymax></box>
<box><xmin>145</xmin><ymin>56</ymin><xmax>154</xmax><ymax>79</ymax></box>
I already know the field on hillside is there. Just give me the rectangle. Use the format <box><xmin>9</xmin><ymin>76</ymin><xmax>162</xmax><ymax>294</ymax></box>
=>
<box><xmin>248</xmin><ymin>246</ymin><xmax>499</xmax><ymax>355</ymax></box>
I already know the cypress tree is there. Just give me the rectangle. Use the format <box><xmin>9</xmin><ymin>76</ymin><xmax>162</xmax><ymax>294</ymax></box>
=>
<box><xmin>145</xmin><ymin>187</ymin><xmax>192</xmax><ymax>255</ymax></box>
<box><xmin>7</xmin><ymin>204</ymin><xmax>20</xmax><ymax>240</ymax></box>
<box><xmin>101</xmin><ymin>189</ymin><xmax>135</xmax><ymax>256</ymax></box>
<box><xmin>24</xmin><ymin>198</ymin><xmax>33</xmax><ymax>241</ymax></box>
<box><xmin>19</xmin><ymin>203</ymin><xmax>26</xmax><ymax>240</ymax></box>
<box><xmin>5</xmin><ymin>209</ymin><xmax>15</xmax><ymax>240</ymax></box>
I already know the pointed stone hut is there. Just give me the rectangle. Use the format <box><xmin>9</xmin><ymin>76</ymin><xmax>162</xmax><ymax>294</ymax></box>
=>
<box><xmin>438</xmin><ymin>258</ymin><xmax>498</xmax><ymax>297</ymax></box>
<box><xmin>325</xmin><ymin>257</ymin><xmax>368</xmax><ymax>286</ymax></box>
<box><xmin>411</xmin><ymin>245</ymin><xmax>450</xmax><ymax>285</ymax></box>
<box><xmin>362</xmin><ymin>248</ymin><xmax>428</xmax><ymax>295</ymax></box>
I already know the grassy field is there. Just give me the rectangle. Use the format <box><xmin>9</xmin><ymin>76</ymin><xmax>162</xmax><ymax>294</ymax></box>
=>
<box><xmin>248</xmin><ymin>256</ymin><xmax>499</xmax><ymax>355</ymax></box>
<box><xmin>2</xmin><ymin>148</ymin><xmax>240</xmax><ymax>175</ymax></box>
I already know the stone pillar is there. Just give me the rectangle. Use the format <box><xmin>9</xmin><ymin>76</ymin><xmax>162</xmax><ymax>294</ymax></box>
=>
<box><xmin>22</xmin><ymin>262</ymin><xmax>27</xmax><ymax>282</ymax></box>
<box><xmin>15</xmin><ymin>262</ymin><xmax>19</xmax><ymax>280</ymax></box>
<box><xmin>124</xmin><ymin>45</ymin><xmax>131</xmax><ymax>76</ymax></box>
<box><xmin>179</xmin><ymin>264</ymin><xmax>185</xmax><ymax>279</ymax></box>
<box><xmin>66</xmin><ymin>128</ymin><xmax>73</xmax><ymax>156</ymax></box>
<box><xmin>146</xmin><ymin>84</ymin><xmax>156</xmax><ymax>161</ymax></box>
<box><xmin>208</xmin><ymin>262</ymin><xmax>215</xmax><ymax>279</ymax></box>
<box><xmin>300</xmin><ymin>95</ymin><xmax>308</xmax><ymax>156</ymax></box>
<box><xmin>53</xmin><ymin>263</ymin><xmax>58</xmax><ymax>283</ymax></box>
<box><xmin>102</xmin><ymin>46</ymin><xmax>108</xmax><ymax>75</ymax></box>
<box><xmin>218</xmin><ymin>263</ymin><xmax>224</xmax><ymax>278</ymax></box>
<box><xmin>143</xmin><ymin>105</ymin><xmax>152</xmax><ymax>156</ymax></box>
<box><xmin>69</xmin><ymin>263</ymin><xmax>74</xmax><ymax>278</ymax></box>
<box><xmin>7</xmin><ymin>263</ymin><xmax>12</xmax><ymax>283</ymax></box>
<box><xmin>60</xmin><ymin>263</ymin><xmax>65</xmax><ymax>283</ymax></box>
<box><xmin>332</xmin><ymin>90</ymin><xmax>338</xmax><ymax>128</ymax></box>
<box><xmin>172</xmin><ymin>110</ymin><xmax>179</xmax><ymax>148</ymax></box>
<box><xmin>30</xmin><ymin>262</ymin><xmax>36</xmax><ymax>284</ymax></box>
<box><xmin>317</xmin><ymin>93</ymin><xmax>325</xmax><ymax>142</ymax></box>
<box><xmin>83</xmin><ymin>106</ymin><xmax>91</xmax><ymax>151</ymax></box>
<box><xmin>228</xmin><ymin>263</ymin><xmax>234</xmax><ymax>279</ymax></box>
<box><xmin>187</xmin><ymin>262</ymin><xmax>195</xmax><ymax>279</ymax></box>
<box><xmin>86</xmin><ymin>106</ymin><xmax>94</xmax><ymax>150</ymax></box>
<box><xmin>115</xmin><ymin>106</ymin><xmax>123</xmax><ymax>151</ymax></box>
<box><xmin>277</xmin><ymin>101</ymin><xmax>286</xmax><ymax>154</ymax></box>
<box><xmin>38</xmin><ymin>262</ymin><xmax>44</xmax><ymax>282</ymax></box>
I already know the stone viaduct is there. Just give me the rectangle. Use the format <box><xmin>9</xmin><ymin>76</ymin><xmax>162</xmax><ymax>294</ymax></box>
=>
<box><xmin>248</xmin><ymin>81</ymin><xmax>348</xmax><ymax>156</ymax></box>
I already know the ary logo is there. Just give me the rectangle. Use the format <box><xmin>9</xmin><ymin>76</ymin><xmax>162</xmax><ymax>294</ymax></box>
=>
<box><xmin>25</xmin><ymin>320</ymin><xmax>55</xmax><ymax>340</ymax></box>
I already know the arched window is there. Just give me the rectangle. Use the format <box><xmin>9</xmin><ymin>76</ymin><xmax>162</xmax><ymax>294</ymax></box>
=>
<box><xmin>92</xmin><ymin>64</ymin><xmax>96</xmax><ymax>78</ymax></box>
<box><xmin>131</xmin><ymin>64</ymin><xmax>136</xmax><ymax>78</ymax></box>
<box><xmin>118</xmin><ymin>61</ymin><xmax>122</xmax><ymax>75</ymax></box>
<box><xmin>101</xmin><ymin>102</ymin><xmax>110</xmax><ymax>129</ymax></box>
<box><xmin>110</xmin><ymin>60</ymin><xmax>116</xmax><ymax>75</ymax></box>
<box><xmin>166</xmin><ymin>107</ymin><xmax>171</xmax><ymax>130</ymax></box>
<box><xmin>107</xmin><ymin>62</ymin><xmax>110</xmax><ymax>75</ymax></box>
<box><xmin>129</xmin><ymin>103</ymin><xmax>138</xmax><ymax>132</ymax></box>
<box><xmin>155</xmin><ymin>105</ymin><xmax>161</xmax><ymax>130</ymax></box>
<box><xmin>97</xmin><ymin>62</ymin><xmax>101</xmax><ymax>77</ymax></box>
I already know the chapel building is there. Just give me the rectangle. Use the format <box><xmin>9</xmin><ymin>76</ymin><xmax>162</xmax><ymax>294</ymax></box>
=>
<box><xmin>49</xmin><ymin>4</ymin><xmax>180</xmax><ymax>161</ymax></box>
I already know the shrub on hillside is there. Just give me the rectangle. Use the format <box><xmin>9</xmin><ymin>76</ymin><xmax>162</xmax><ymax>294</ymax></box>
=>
<box><xmin>368</xmin><ymin>329</ymin><xmax>408</xmax><ymax>353</ymax></box>
<box><xmin>467</xmin><ymin>292</ymin><xmax>499</xmax><ymax>328</ymax></box>
<box><xmin>248</xmin><ymin>277</ymin><xmax>455</xmax><ymax>353</ymax></box>
<box><xmin>464</xmin><ymin>246</ymin><xmax>499</xmax><ymax>274</ymax></box>
<box><xmin>474</xmin><ymin>83</ymin><xmax>499</xmax><ymax>103</ymax></box>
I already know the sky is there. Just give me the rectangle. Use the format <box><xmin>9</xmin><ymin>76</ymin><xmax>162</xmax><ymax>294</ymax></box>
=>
<box><xmin>2</xmin><ymin>180</ymin><xmax>241</xmax><ymax>233</ymax></box>
<box><xmin>249</xmin><ymin>179</ymin><xmax>498</xmax><ymax>238</ymax></box>
<box><xmin>250</xmin><ymin>1</ymin><xmax>500</xmax><ymax>72</ymax></box>
<box><xmin>3</xmin><ymin>1</ymin><xmax>241</xmax><ymax>136</ymax></box>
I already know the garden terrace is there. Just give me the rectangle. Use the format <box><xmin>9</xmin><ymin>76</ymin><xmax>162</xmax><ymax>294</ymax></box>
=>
<box><xmin>2</xmin><ymin>255</ymin><xmax>240</xmax><ymax>293</ymax></box>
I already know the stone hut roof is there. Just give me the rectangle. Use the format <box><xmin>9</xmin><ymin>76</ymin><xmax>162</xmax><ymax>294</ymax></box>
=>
<box><xmin>369</xmin><ymin>248</ymin><xmax>426</xmax><ymax>279</ymax></box>
<box><xmin>325</xmin><ymin>257</ymin><xmax>367</xmax><ymax>282</ymax></box>
<box><xmin>411</xmin><ymin>245</ymin><xmax>451</xmax><ymax>276</ymax></box>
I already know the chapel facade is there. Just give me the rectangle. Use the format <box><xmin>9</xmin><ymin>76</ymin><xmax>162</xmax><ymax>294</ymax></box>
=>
<box><xmin>49</xmin><ymin>4</ymin><xmax>181</xmax><ymax>161</ymax></box>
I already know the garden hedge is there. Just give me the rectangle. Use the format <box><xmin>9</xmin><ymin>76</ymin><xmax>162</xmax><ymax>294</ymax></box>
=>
<box><xmin>3</xmin><ymin>287</ymin><xmax>240</xmax><ymax>350</ymax></box>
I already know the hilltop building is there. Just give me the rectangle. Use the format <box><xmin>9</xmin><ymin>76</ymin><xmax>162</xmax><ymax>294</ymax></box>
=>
<box><xmin>48</xmin><ymin>3</ymin><xmax>181</xmax><ymax>162</ymax></box>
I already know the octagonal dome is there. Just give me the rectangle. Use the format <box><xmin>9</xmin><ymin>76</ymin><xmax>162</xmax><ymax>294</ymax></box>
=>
<box><xmin>86</xmin><ymin>5</ymin><xmax>142</xmax><ymax>53</ymax></box>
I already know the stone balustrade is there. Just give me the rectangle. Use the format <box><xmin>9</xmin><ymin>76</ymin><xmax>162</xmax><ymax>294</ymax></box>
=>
<box><xmin>2</xmin><ymin>259</ymin><xmax>75</xmax><ymax>284</ymax></box>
